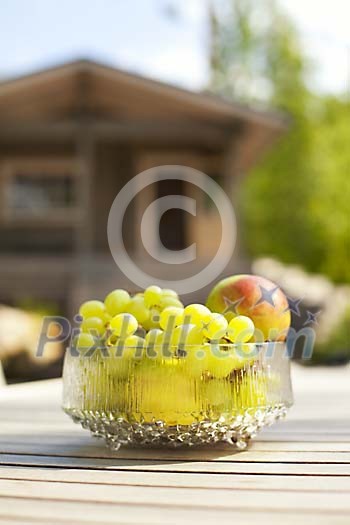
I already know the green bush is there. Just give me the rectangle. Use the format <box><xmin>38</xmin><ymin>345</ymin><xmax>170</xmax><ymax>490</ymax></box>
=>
<box><xmin>310</xmin><ymin>308</ymin><xmax>350</xmax><ymax>365</ymax></box>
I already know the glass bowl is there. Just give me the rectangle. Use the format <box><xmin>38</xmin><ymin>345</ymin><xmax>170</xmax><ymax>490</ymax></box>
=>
<box><xmin>62</xmin><ymin>342</ymin><xmax>293</xmax><ymax>450</ymax></box>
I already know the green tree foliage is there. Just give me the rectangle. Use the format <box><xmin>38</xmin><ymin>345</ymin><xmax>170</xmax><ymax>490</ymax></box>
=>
<box><xmin>210</xmin><ymin>0</ymin><xmax>350</xmax><ymax>283</ymax></box>
<box><xmin>310</xmin><ymin>97</ymin><xmax>350</xmax><ymax>282</ymax></box>
<box><xmin>312</xmin><ymin>307</ymin><xmax>350</xmax><ymax>365</ymax></box>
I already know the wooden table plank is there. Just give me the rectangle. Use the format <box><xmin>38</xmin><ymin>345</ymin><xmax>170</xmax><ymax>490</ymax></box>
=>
<box><xmin>1</xmin><ymin>478</ymin><xmax>350</xmax><ymax>512</ymax></box>
<box><xmin>1</xmin><ymin>453</ymin><xmax>350</xmax><ymax>475</ymax></box>
<box><xmin>1</xmin><ymin>466</ymin><xmax>350</xmax><ymax>491</ymax></box>
<box><xmin>1</xmin><ymin>443</ymin><xmax>350</xmax><ymax>463</ymax></box>
<box><xmin>0</xmin><ymin>497</ymin><xmax>349</xmax><ymax>525</ymax></box>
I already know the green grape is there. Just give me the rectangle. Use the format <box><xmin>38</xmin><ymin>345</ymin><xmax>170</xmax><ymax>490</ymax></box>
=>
<box><xmin>134</xmin><ymin>365</ymin><xmax>199</xmax><ymax>425</ymax></box>
<box><xmin>161</xmin><ymin>288</ymin><xmax>178</xmax><ymax>298</ymax></box>
<box><xmin>144</xmin><ymin>329</ymin><xmax>172</xmax><ymax>359</ymax></box>
<box><xmin>183</xmin><ymin>344</ymin><xmax>209</xmax><ymax>377</ymax></box>
<box><xmin>104</xmin><ymin>289</ymin><xmax>130</xmax><ymax>316</ymax></box>
<box><xmin>203</xmin><ymin>379</ymin><xmax>232</xmax><ymax>409</ymax></box>
<box><xmin>144</xmin><ymin>328</ymin><xmax>163</xmax><ymax>347</ymax></box>
<box><xmin>145</xmin><ymin>328</ymin><xmax>164</xmax><ymax>358</ymax></box>
<box><xmin>159</xmin><ymin>306</ymin><xmax>184</xmax><ymax>330</ymax></box>
<box><xmin>169</xmin><ymin>323</ymin><xmax>200</xmax><ymax>348</ymax></box>
<box><xmin>106</xmin><ymin>332</ymin><xmax>118</xmax><ymax>346</ymax></box>
<box><xmin>143</xmin><ymin>308</ymin><xmax>160</xmax><ymax>330</ymax></box>
<box><xmin>108</xmin><ymin>351</ymin><xmax>137</xmax><ymax>378</ymax></box>
<box><xmin>151</xmin><ymin>330</ymin><xmax>165</xmax><ymax>346</ymax></box>
<box><xmin>227</xmin><ymin>315</ymin><xmax>255</xmax><ymax>343</ymax></box>
<box><xmin>144</xmin><ymin>285</ymin><xmax>162</xmax><ymax>308</ymax></box>
<box><xmin>184</xmin><ymin>324</ymin><xmax>206</xmax><ymax>346</ymax></box>
<box><xmin>232</xmin><ymin>343</ymin><xmax>259</xmax><ymax>369</ymax></box>
<box><xmin>73</xmin><ymin>333</ymin><xmax>97</xmax><ymax>352</ymax></box>
<box><xmin>110</xmin><ymin>313</ymin><xmax>138</xmax><ymax>337</ymax></box>
<box><xmin>127</xmin><ymin>295</ymin><xmax>150</xmax><ymax>324</ymax></box>
<box><xmin>102</xmin><ymin>312</ymin><xmax>112</xmax><ymax>326</ymax></box>
<box><xmin>145</xmin><ymin>328</ymin><xmax>174</xmax><ymax>365</ymax></box>
<box><xmin>81</xmin><ymin>316</ymin><xmax>105</xmax><ymax>336</ymax></box>
<box><xmin>183</xmin><ymin>303</ymin><xmax>211</xmax><ymax>326</ymax></box>
<box><xmin>133</xmin><ymin>366</ymin><xmax>165</xmax><ymax>414</ymax></box>
<box><xmin>180</xmin><ymin>324</ymin><xmax>204</xmax><ymax>346</ymax></box>
<box><xmin>79</xmin><ymin>300</ymin><xmax>106</xmax><ymax>319</ymax></box>
<box><xmin>236</xmin><ymin>371</ymin><xmax>268</xmax><ymax>409</ymax></box>
<box><xmin>203</xmin><ymin>313</ymin><xmax>228</xmax><ymax>340</ymax></box>
<box><xmin>169</xmin><ymin>324</ymin><xmax>186</xmax><ymax>347</ymax></box>
<box><xmin>123</xmin><ymin>334</ymin><xmax>145</xmax><ymax>351</ymax></box>
<box><xmin>207</xmin><ymin>344</ymin><xmax>236</xmax><ymax>378</ymax></box>
<box><xmin>105</xmin><ymin>335</ymin><xmax>145</xmax><ymax>378</ymax></box>
<box><xmin>113</xmin><ymin>335</ymin><xmax>145</xmax><ymax>360</ymax></box>
<box><xmin>159</xmin><ymin>296</ymin><xmax>184</xmax><ymax>309</ymax></box>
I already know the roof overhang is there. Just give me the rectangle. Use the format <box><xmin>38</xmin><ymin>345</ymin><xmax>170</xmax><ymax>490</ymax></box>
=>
<box><xmin>0</xmin><ymin>59</ymin><xmax>288</xmax><ymax>170</ymax></box>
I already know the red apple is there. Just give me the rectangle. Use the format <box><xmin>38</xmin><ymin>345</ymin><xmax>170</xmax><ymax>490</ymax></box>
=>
<box><xmin>206</xmin><ymin>274</ymin><xmax>291</xmax><ymax>341</ymax></box>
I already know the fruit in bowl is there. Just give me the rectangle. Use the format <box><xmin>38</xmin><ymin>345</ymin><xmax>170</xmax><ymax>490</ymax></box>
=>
<box><xmin>206</xmin><ymin>274</ymin><xmax>291</xmax><ymax>342</ymax></box>
<box><xmin>63</xmin><ymin>278</ymin><xmax>293</xmax><ymax>450</ymax></box>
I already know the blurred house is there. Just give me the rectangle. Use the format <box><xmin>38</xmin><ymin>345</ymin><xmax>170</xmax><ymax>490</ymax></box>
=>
<box><xmin>0</xmin><ymin>59</ymin><xmax>286</xmax><ymax>315</ymax></box>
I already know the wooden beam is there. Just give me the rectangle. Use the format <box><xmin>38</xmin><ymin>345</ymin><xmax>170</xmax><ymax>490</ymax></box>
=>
<box><xmin>75</xmin><ymin>127</ymin><xmax>95</xmax><ymax>255</ymax></box>
<box><xmin>0</xmin><ymin>59</ymin><xmax>288</xmax><ymax>130</ymax></box>
<box><xmin>0</xmin><ymin>120</ymin><xmax>232</xmax><ymax>149</ymax></box>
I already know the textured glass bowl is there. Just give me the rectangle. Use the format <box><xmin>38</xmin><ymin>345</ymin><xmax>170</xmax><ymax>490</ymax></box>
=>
<box><xmin>62</xmin><ymin>342</ymin><xmax>293</xmax><ymax>450</ymax></box>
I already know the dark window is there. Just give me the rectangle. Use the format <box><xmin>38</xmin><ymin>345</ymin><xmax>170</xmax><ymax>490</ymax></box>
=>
<box><xmin>8</xmin><ymin>173</ymin><xmax>76</xmax><ymax>216</ymax></box>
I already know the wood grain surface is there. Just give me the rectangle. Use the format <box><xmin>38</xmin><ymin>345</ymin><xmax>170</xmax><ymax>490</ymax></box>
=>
<box><xmin>0</xmin><ymin>364</ymin><xmax>349</xmax><ymax>524</ymax></box>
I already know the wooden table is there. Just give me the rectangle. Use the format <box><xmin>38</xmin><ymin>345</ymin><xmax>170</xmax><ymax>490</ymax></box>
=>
<box><xmin>0</xmin><ymin>364</ymin><xmax>349</xmax><ymax>524</ymax></box>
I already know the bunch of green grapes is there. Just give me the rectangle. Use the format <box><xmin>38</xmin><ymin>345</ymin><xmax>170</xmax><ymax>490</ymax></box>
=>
<box><xmin>155</xmin><ymin>303</ymin><xmax>257</xmax><ymax>379</ymax></box>
<box><xmin>75</xmin><ymin>291</ymin><xmax>257</xmax><ymax>378</ymax></box>
<box><xmin>75</xmin><ymin>286</ymin><xmax>183</xmax><ymax>367</ymax></box>
<box><xmin>73</xmin><ymin>287</ymin><xmax>261</xmax><ymax>420</ymax></box>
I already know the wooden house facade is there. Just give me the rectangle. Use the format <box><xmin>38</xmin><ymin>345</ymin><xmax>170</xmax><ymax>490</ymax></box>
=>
<box><xmin>0</xmin><ymin>60</ymin><xmax>286</xmax><ymax>314</ymax></box>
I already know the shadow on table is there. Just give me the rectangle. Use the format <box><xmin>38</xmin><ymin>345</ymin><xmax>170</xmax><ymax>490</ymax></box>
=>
<box><xmin>0</xmin><ymin>428</ymin><xmax>248</xmax><ymax>465</ymax></box>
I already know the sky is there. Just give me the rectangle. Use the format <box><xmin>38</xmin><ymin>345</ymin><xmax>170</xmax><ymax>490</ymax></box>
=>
<box><xmin>0</xmin><ymin>0</ymin><xmax>349</xmax><ymax>95</ymax></box>
<box><xmin>280</xmin><ymin>0</ymin><xmax>350</xmax><ymax>94</ymax></box>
